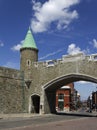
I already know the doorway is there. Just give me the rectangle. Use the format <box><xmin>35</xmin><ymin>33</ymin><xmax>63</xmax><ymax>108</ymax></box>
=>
<box><xmin>31</xmin><ymin>95</ymin><xmax>40</xmax><ymax>113</ymax></box>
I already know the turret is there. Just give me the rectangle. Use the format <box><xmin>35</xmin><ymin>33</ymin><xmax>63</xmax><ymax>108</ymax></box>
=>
<box><xmin>20</xmin><ymin>28</ymin><xmax>38</xmax><ymax>72</ymax></box>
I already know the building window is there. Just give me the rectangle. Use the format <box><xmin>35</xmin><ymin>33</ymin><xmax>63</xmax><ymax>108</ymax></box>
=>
<box><xmin>27</xmin><ymin>60</ymin><xmax>31</xmax><ymax>66</ymax></box>
<box><xmin>58</xmin><ymin>93</ymin><xmax>64</xmax><ymax>100</ymax></box>
<box><xmin>58</xmin><ymin>93</ymin><xmax>64</xmax><ymax>111</ymax></box>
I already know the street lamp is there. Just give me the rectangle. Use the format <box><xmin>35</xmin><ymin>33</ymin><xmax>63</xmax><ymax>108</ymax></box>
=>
<box><xmin>94</xmin><ymin>86</ymin><xmax>97</xmax><ymax>111</ymax></box>
<box><xmin>89</xmin><ymin>94</ymin><xmax>92</xmax><ymax>113</ymax></box>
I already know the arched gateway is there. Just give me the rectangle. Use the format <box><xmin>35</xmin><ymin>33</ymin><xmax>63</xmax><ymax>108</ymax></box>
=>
<box><xmin>42</xmin><ymin>74</ymin><xmax>97</xmax><ymax>114</ymax></box>
<box><xmin>1</xmin><ymin>28</ymin><xmax>97</xmax><ymax>114</ymax></box>
<box><xmin>20</xmin><ymin>29</ymin><xmax>97</xmax><ymax>114</ymax></box>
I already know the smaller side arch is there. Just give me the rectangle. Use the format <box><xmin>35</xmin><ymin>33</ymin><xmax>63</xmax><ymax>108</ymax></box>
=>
<box><xmin>29</xmin><ymin>93</ymin><xmax>40</xmax><ymax>114</ymax></box>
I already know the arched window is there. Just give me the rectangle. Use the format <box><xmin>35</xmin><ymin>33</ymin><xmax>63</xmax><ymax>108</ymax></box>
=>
<box><xmin>27</xmin><ymin>60</ymin><xmax>31</xmax><ymax>66</ymax></box>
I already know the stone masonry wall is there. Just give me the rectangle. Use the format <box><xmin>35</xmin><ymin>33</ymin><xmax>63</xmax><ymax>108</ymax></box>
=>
<box><xmin>0</xmin><ymin>67</ymin><xmax>26</xmax><ymax>114</ymax></box>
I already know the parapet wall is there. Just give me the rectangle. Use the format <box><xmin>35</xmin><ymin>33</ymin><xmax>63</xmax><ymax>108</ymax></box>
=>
<box><xmin>0</xmin><ymin>67</ymin><xmax>23</xmax><ymax>79</ymax></box>
<box><xmin>33</xmin><ymin>53</ymin><xmax>97</xmax><ymax>68</ymax></box>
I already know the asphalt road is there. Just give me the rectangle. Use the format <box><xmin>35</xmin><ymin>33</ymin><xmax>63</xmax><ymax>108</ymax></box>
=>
<box><xmin>0</xmin><ymin>114</ymin><xmax>85</xmax><ymax>130</ymax></box>
<box><xmin>22</xmin><ymin>117</ymin><xmax>97</xmax><ymax>130</ymax></box>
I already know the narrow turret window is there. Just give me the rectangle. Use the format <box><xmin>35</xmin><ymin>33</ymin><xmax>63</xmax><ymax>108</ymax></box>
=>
<box><xmin>27</xmin><ymin>60</ymin><xmax>31</xmax><ymax>66</ymax></box>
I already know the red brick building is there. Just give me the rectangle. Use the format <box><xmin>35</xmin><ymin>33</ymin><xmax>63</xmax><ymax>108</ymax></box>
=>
<box><xmin>56</xmin><ymin>83</ymin><xmax>77</xmax><ymax>112</ymax></box>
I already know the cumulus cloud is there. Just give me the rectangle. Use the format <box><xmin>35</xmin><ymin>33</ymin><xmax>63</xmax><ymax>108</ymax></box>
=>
<box><xmin>11</xmin><ymin>40</ymin><xmax>24</xmax><ymax>51</ymax></box>
<box><xmin>31</xmin><ymin>0</ymin><xmax>80</xmax><ymax>33</ymax></box>
<box><xmin>11</xmin><ymin>44</ymin><xmax>22</xmax><ymax>51</ymax></box>
<box><xmin>0</xmin><ymin>41</ymin><xmax>4</xmax><ymax>47</ymax></box>
<box><xmin>67</xmin><ymin>43</ymin><xmax>82</xmax><ymax>55</ymax></box>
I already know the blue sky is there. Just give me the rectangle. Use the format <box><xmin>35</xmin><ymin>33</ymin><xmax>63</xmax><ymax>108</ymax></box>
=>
<box><xmin>0</xmin><ymin>0</ymin><xmax>97</xmax><ymax>100</ymax></box>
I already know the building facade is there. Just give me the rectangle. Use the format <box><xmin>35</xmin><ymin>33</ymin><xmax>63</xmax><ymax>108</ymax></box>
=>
<box><xmin>91</xmin><ymin>91</ymin><xmax>97</xmax><ymax>110</ymax></box>
<box><xmin>56</xmin><ymin>83</ymin><xmax>80</xmax><ymax>112</ymax></box>
<box><xmin>56</xmin><ymin>83</ymin><xmax>73</xmax><ymax>112</ymax></box>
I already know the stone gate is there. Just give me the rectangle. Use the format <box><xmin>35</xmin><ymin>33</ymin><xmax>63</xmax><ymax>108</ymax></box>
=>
<box><xmin>0</xmin><ymin>28</ymin><xmax>97</xmax><ymax>114</ymax></box>
<box><xmin>28</xmin><ymin>53</ymin><xmax>97</xmax><ymax>114</ymax></box>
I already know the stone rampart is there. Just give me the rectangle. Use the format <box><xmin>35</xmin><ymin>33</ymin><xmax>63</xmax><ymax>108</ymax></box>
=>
<box><xmin>0</xmin><ymin>67</ymin><xmax>26</xmax><ymax>113</ymax></box>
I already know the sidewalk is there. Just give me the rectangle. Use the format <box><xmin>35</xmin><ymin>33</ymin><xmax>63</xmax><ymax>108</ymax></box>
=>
<box><xmin>0</xmin><ymin>113</ymin><xmax>43</xmax><ymax>120</ymax></box>
<box><xmin>0</xmin><ymin>111</ymin><xmax>97</xmax><ymax>120</ymax></box>
<box><xmin>56</xmin><ymin>110</ymin><xmax>97</xmax><ymax>117</ymax></box>
<box><xmin>77</xmin><ymin>110</ymin><xmax>97</xmax><ymax>117</ymax></box>
<box><xmin>0</xmin><ymin>113</ymin><xmax>53</xmax><ymax>121</ymax></box>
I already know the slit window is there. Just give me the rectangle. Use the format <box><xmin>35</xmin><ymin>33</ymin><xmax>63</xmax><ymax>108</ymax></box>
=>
<box><xmin>27</xmin><ymin>60</ymin><xmax>31</xmax><ymax>66</ymax></box>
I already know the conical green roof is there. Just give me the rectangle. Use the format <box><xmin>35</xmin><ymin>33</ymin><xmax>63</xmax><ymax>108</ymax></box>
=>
<box><xmin>22</xmin><ymin>28</ymin><xmax>37</xmax><ymax>49</ymax></box>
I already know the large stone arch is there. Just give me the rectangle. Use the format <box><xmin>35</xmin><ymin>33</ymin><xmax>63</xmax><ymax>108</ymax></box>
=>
<box><xmin>42</xmin><ymin>73</ymin><xmax>97</xmax><ymax>114</ymax></box>
<box><xmin>44</xmin><ymin>73</ymin><xmax>97</xmax><ymax>91</ymax></box>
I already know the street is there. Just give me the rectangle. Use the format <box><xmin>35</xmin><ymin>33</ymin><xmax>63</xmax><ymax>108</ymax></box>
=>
<box><xmin>0</xmin><ymin>114</ymin><xmax>97</xmax><ymax>130</ymax></box>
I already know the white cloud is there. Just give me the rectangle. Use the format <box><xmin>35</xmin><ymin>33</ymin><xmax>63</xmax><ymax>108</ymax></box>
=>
<box><xmin>31</xmin><ymin>0</ymin><xmax>80</xmax><ymax>33</ymax></box>
<box><xmin>39</xmin><ymin>49</ymin><xmax>63</xmax><ymax>60</ymax></box>
<box><xmin>11</xmin><ymin>44</ymin><xmax>22</xmax><ymax>51</ymax></box>
<box><xmin>83</xmin><ymin>48</ymin><xmax>90</xmax><ymax>55</ymax></box>
<box><xmin>78</xmin><ymin>81</ymin><xmax>89</xmax><ymax>84</ymax></box>
<box><xmin>93</xmin><ymin>39</ymin><xmax>97</xmax><ymax>48</ymax></box>
<box><xmin>67</xmin><ymin>43</ymin><xmax>82</xmax><ymax>55</ymax></box>
<box><xmin>11</xmin><ymin>40</ymin><xmax>24</xmax><ymax>51</ymax></box>
<box><xmin>0</xmin><ymin>41</ymin><xmax>4</xmax><ymax>47</ymax></box>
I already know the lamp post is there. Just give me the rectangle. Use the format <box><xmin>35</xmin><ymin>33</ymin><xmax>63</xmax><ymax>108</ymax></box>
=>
<box><xmin>89</xmin><ymin>94</ymin><xmax>92</xmax><ymax>113</ymax></box>
<box><xmin>92</xmin><ymin>89</ymin><xmax>97</xmax><ymax>112</ymax></box>
<box><xmin>94</xmin><ymin>86</ymin><xmax>97</xmax><ymax>111</ymax></box>
<box><xmin>96</xmin><ymin>90</ymin><xmax>97</xmax><ymax>112</ymax></box>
